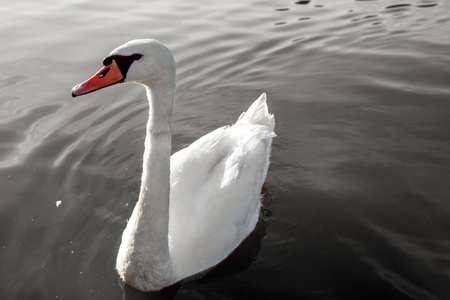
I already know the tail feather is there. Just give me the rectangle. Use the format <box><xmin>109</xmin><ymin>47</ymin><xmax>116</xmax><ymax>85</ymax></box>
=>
<box><xmin>236</xmin><ymin>93</ymin><xmax>275</xmax><ymax>131</ymax></box>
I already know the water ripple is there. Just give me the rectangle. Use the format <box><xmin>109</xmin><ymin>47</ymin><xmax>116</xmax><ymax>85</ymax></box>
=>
<box><xmin>0</xmin><ymin>104</ymin><xmax>62</xmax><ymax>168</ymax></box>
<box><xmin>1</xmin><ymin>0</ymin><xmax>450</xmax><ymax>298</ymax></box>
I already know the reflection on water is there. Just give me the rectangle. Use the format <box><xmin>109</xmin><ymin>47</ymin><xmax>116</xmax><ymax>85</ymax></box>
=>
<box><xmin>1</xmin><ymin>0</ymin><xmax>450</xmax><ymax>299</ymax></box>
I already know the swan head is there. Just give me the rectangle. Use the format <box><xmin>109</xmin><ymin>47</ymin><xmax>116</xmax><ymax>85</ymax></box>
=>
<box><xmin>72</xmin><ymin>39</ymin><xmax>175</xmax><ymax>97</ymax></box>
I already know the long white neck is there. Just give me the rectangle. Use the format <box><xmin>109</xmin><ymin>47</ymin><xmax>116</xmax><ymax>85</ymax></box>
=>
<box><xmin>116</xmin><ymin>78</ymin><xmax>176</xmax><ymax>291</ymax></box>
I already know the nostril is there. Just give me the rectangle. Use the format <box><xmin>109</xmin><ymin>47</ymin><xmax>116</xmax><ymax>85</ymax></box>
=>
<box><xmin>98</xmin><ymin>67</ymin><xmax>111</xmax><ymax>78</ymax></box>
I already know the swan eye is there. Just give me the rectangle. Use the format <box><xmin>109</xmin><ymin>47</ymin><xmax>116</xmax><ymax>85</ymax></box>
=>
<box><xmin>132</xmin><ymin>53</ymin><xmax>143</xmax><ymax>61</ymax></box>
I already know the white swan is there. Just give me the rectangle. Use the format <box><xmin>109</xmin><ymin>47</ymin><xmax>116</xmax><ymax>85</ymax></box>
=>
<box><xmin>71</xmin><ymin>39</ymin><xmax>275</xmax><ymax>292</ymax></box>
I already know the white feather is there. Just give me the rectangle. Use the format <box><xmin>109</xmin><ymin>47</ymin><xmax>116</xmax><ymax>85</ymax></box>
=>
<box><xmin>74</xmin><ymin>39</ymin><xmax>275</xmax><ymax>291</ymax></box>
<box><xmin>169</xmin><ymin>95</ymin><xmax>275</xmax><ymax>278</ymax></box>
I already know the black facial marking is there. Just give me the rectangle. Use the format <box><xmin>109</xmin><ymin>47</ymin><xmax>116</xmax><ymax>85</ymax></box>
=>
<box><xmin>102</xmin><ymin>53</ymin><xmax>143</xmax><ymax>80</ymax></box>
<box><xmin>103</xmin><ymin>56</ymin><xmax>113</xmax><ymax>66</ymax></box>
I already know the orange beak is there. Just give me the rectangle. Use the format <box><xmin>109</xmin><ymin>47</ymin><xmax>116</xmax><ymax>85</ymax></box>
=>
<box><xmin>72</xmin><ymin>60</ymin><xmax>124</xmax><ymax>97</ymax></box>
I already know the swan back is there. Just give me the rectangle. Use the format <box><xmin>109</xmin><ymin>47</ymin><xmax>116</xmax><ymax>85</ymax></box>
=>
<box><xmin>168</xmin><ymin>93</ymin><xmax>275</xmax><ymax>280</ymax></box>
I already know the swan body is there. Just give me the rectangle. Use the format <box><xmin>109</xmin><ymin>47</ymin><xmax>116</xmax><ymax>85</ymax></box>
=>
<box><xmin>72</xmin><ymin>39</ymin><xmax>275</xmax><ymax>291</ymax></box>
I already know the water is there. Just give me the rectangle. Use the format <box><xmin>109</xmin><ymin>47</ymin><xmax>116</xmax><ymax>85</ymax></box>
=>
<box><xmin>1</xmin><ymin>0</ymin><xmax>450</xmax><ymax>299</ymax></box>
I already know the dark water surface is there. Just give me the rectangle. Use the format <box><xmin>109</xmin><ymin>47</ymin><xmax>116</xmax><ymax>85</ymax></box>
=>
<box><xmin>1</xmin><ymin>0</ymin><xmax>450</xmax><ymax>299</ymax></box>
